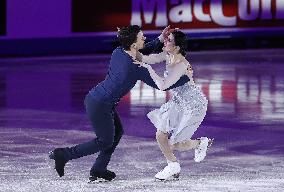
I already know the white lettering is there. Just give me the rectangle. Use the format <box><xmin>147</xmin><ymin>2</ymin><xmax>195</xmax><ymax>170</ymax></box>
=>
<box><xmin>261</xmin><ymin>0</ymin><xmax>272</xmax><ymax>19</ymax></box>
<box><xmin>211</xmin><ymin>0</ymin><xmax>237</xmax><ymax>26</ymax></box>
<box><xmin>169</xmin><ymin>0</ymin><xmax>193</xmax><ymax>23</ymax></box>
<box><xmin>194</xmin><ymin>0</ymin><xmax>212</xmax><ymax>22</ymax></box>
<box><xmin>130</xmin><ymin>0</ymin><xmax>167</xmax><ymax>27</ymax></box>
<box><xmin>239</xmin><ymin>0</ymin><xmax>260</xmax><ymax>21</ymax></box>
<box><xmin>276</xmin><ymin>0</ymin><xmax>284</xmax><ymax>19</ymax></box>
<box><xmin>130</xmin><ymin>0</ymin><xmax>282</xmax><ymax>28</ymax></box>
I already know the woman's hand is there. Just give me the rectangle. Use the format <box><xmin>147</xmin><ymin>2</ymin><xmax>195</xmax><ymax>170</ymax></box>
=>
<box><xmin>185</xmin><ymin>65</ymin><xmax>195</xmax><ymax>85</ymax></box>
<box><xmin>133</xmin><ymin>61</ymin><xmax>152</xmax><ymax>70</ymax></box>
<box><xmin>187</xmin><ymin>68</ymin><xmax>193</xmax><ymax>77</ymax></box>
<box><xmin>186</xmin><ymin>64</ymin><xmax>193</xmax><ymax>77</ymax></box>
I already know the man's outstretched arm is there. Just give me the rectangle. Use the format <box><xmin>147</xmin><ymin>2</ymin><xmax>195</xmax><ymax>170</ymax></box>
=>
<box><xmin>139</xmin><ymin>26</ymin><xmax>174</xmax><ymax>55</ymax></box>
<box><xmin>139</xmin><ymin>38</ymin><xmax>164</xmax><ymax>55</ymax></box>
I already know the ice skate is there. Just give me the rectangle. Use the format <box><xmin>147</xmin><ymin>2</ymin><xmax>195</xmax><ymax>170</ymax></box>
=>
<box><xmin>194</xmin><ymin>137</ymin><xmax>213</xmax><ymax>162</ymax></box>
<box><xmin>88</xmin><ymin>170</ymin><xmax>116</xmax><ymax>183</ymax></box>
<box><xmin>155</xmin><ymin>162</ymin><xmax>181</xmax><ymax>181</ymax></box>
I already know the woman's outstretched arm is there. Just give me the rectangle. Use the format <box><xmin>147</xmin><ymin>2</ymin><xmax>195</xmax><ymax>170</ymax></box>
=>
<box><xmin>136</xmin><ymin>61</ymin><xmax>188</xmax><ymax>91</ymax></box>
<box><xmin>136</xmin><ymin>51</ymin><xmax>166</xmax><ymax>64</ymax></box>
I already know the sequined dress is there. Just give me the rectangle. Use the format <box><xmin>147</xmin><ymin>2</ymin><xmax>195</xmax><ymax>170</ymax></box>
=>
<box><xmin>147</xmin><ymin>67</ymin><xmax>208</xmax><ymax>145</ymax></box>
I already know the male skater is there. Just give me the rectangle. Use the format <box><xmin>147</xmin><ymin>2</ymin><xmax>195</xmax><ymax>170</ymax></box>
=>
<box><xmin>49</xmin><ymin>25</ymin><xmax>191</xmax><ymax>182</ymax></box>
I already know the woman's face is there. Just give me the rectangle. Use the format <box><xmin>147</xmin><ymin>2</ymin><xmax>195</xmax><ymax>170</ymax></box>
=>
<box><xmin>135</xmin><ymin>31</ymin><xmax>146</xmax><ymax>50</ymax></box>
<box><xmin>164</xmin><ymin>33</ymin><xmax>176</xmax><ymax>53</ymax></box>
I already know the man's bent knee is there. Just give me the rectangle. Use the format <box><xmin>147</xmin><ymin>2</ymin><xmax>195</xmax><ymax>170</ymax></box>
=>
<box><xmin>98</xmin><ymin>138</ymin><xmax>114</xmax><ymax>150</ymax></box>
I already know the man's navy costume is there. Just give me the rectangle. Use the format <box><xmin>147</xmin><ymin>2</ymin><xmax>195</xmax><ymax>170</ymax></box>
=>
<box><xmin>50</xmin><ymin>38</ymin><xmax>190</xmax><ymax>180</ymax></box>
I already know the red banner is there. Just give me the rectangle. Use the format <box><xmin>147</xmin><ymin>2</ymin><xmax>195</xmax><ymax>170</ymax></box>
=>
<box><xmin>72</xmin><ymin>0</ymin><xmax>284</xmax><ymax>33</ymax></box>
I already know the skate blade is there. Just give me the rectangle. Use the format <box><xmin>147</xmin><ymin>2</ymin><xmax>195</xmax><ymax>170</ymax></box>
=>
<box><xmin>88</xmin><ymin>178</ymin><xmax>113</xmax><ymax>183</ymax></box>
<box><xmin>155</xmin><ymin>173</ymin><xmax>180</xmax><ymax>182</ymax></box>
<box><xmin>48</xmin><ymin>151</ymin><xmax>54</xmax><ymax>159</ymax></box>
<box><xmin>208</xmin><ymin>138</ymin><xmax>214</xmax><ymax>148</ymax></box>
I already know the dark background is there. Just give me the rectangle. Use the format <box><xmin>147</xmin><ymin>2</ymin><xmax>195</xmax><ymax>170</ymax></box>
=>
<box><xmin>72</xmin><ymin>0</ymin><xmax>132</xmax><ymax>32</ymax></box>
<box><xmin>0</xmin><ymin>0</ymin><xmax>6</xmax><ymax>36</ymax></box>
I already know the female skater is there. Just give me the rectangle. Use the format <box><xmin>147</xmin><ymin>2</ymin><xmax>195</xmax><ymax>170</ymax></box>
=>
<box><xmin>135</xmin><ymin>30</ymin><xmax>213</xmax><ymax>180</ymax></box>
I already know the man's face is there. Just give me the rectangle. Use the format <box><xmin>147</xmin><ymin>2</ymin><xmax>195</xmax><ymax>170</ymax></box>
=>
<box><xmin>135</xmin><ymin>31</ymin><xmax>146</xmax><ymax>50</ymax></box>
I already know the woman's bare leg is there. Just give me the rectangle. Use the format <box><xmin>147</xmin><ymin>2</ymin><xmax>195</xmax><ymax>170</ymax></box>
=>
<box><xmin>171</xmin><ymin>139</ymin><xmax>201</xmax><ymax>152</ymax></box>
<box><xmin>156</xmin><ymin>131</ymin><xmax>177</xmax><ymax>162</ymax></box>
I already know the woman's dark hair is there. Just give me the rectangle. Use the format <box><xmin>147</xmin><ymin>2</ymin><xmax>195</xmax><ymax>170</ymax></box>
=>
<box><xmin>172</xmin><ymin>30</ymin><xmax>188</xmax><ymax>56</ymax></box>
<box><xmin>117</xmin><ymin>25</ymin><xmax>141</xmax><ymax>50</ymax></box>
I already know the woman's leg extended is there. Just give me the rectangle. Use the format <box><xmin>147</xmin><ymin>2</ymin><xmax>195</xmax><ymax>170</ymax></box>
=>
<box><xmin>171</xmin><ymin>139</ymin><xmax>201</xmax><ymax>151</ymax></box>
<box><xmin>156</xmin><ymin>130</ymin><xmax>177</xmax><ymax>162</ymax></box>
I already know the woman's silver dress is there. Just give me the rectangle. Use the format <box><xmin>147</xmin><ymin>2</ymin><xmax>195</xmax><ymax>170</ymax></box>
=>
<box><xmin>147</xmin><ymin>65</ymin><xmax>208</xmax><ymax>145</ymax></box>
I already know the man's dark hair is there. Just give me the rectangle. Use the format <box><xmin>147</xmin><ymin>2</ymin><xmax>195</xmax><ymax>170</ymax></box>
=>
<box><xmin>117</xmin><ymin>25</ymin><xmax>141</xmax><ymax>50</ymax></box>
<box><xmin>172</xmin><ymin>30</ymin><xmax>188</xmax><ymax>56</ymax></box>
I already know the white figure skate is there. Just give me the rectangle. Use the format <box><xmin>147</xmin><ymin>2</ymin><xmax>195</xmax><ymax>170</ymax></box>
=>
<box><xmin>155</xmin><ymin>161</ymin><xmax>181</xmax><ymax>181</ymax></box>
<box><xmin>194</xmin><ymin>137</ymin><xmax>214</xmax><ymax>162</ymax></box>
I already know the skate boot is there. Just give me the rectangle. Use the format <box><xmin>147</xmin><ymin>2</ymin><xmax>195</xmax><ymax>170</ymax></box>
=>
<box><xmin>89</xmin><ymin>170</ymin><xmax>116</xmax><ymax>183</ymax></box>
<box><xmin>194</xmin><ymin>137</ymin><xmax>214</xmax><ymax>162</ymax></box>
<box><xmin>155</xmin><ymin>161</ymin><xmax>181</xmax><ymax>181</ymax></box>
<box><xmin>49</xmin><ymin>148</ymin><xmax>68</xmax><ymax>177</ymax></box>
